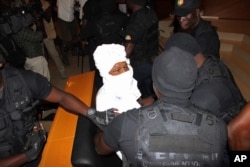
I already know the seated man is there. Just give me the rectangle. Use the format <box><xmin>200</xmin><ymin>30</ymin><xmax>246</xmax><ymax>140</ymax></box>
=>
<box><xmin>71</xmin><ymin>44</ymin><xmax>152</xmax><ymax>165</ymax></box>
<box><xmin>94</xmin><ymin>43</ymin><xmax>143</xmax><ymax>159</ymax></box>
<box><xmin>93</xmin><ymin>44</ymin><xmax>141</xmax><ymax>113</ymax></box>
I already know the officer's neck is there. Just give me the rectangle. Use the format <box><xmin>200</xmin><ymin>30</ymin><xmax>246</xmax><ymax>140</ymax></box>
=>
<box><xmin>194</xmin><ymin>52</ymin><xmax>206</xmax><ymax>68</ymax></box>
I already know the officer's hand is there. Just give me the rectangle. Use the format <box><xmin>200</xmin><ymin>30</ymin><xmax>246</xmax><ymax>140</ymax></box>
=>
<box><xmin>23</xmin><ymin>122</ymin><xmax>47</xmax><ymax>161</ymax></box>
<box><xmin>86</xmin><ymin>108</ymin><xmax>118</xmax><ymax>130</ymax></box>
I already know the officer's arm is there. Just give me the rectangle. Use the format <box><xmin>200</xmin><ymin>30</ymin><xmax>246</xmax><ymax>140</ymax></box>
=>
<box><xmin>0</xmin><ymin>154</ymin><xmax>29</xmax><ymax>167</ymax></box>
<box><xmin>228</xmin><ymin>102</ymin><xmax>250</xmax><ymax>150</ymax></box>
<box><xmin>44</xmin><ymin>86</ymin><xmax>116</xmax><ymax>128</ymax></box>
<box><xmin>44</xmin><ymin>86</ymin><xmax>89</xmax><ymax>116</ymax></box>
<box><xmin>94</xmin><ymin>131</ymin><xmax>115</xmax><ymax>155</ymax></box>
<box><xmin>124</xmin><ymin>42</ymin><xmax>135</xmax><ymax>58</ymax></box>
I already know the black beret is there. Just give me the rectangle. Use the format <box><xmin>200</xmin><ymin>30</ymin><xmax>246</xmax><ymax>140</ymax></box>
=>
<box><xmin>152</xmin><ymin>47</ymin><xmax>197</xmax><ymax>99</ymax></box>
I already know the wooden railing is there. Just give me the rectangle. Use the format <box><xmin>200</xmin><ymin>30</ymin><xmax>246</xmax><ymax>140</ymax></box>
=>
<box><xmin>39</xmin><ymin>71</ymin><xmax>95</xmax><ymax>167</ymax></box>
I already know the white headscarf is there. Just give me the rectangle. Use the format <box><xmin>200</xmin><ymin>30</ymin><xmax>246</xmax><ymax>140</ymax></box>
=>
<box><xmin>93</xmin><ymin>44</ymin><xmax>141</xmax><ymax>113</ymax></box>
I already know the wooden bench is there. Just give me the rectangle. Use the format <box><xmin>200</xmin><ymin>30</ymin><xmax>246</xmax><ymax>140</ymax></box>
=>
<box><xmin>39</xmin><ymin>71</ymin><xmax>95</xmax><ymax>167</ymax></box>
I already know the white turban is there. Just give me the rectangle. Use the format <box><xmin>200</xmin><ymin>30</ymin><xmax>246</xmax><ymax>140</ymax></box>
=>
<box><xmin>93</xmin><ymin>44</ymin><xmax>141</xmax><ymax>113</ymax></box>
<box><xmin>93</xmin><ymin>44</ymin><xmax>129</xmax><ymax>77</ymax></box>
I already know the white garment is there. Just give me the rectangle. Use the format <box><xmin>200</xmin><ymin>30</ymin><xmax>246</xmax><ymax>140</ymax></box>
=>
<box><xmin>94</xmin><ymin>44</ymin><xmax>128</xmax><ymax>78</ymax></box>
<box><xmin>78</xmin><ymin>0</ymin><xmax>88</xmax><ymax>19</ymax></box>
<box><xmin>57</xmin><ymin>0</ymin><xmax>75</xmax><ymax>22</ymax></box>
<box><xmin>94</xmin><ymin>44</ymin><xmax>141</xmax><ymax>112</ymax></box>
<box><xmin>25</xmin><ymin>56</ymin><xmax>50</xmax><ymax>81</ymax></box>
<box><xmin>96</xmin><ymin>66</ymin><xmax>141</xmax><ymax>113</ymax></box>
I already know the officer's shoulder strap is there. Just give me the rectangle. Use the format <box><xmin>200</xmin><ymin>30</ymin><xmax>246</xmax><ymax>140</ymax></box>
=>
<box><xmin>3</xmin><ymin>67</ymin><xmax>31</xmax><ymax>96</ymax></box>
<box><xmin>3</xmin><ymin>67</ymin><xmax>39</xmax><ymax>113</ymax></box>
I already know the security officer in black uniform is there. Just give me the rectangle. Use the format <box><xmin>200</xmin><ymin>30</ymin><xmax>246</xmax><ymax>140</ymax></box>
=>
<box><xmin>124</xmin><ymin>0</ymin><xmax>159</xmax><ymax>99</ymax></box>
<box><xmin>0</xmin><ymin>49</ymin><xmax>115</xmax><ymax>167</ymax></box>
<box><xmin>165</xmin><ymin>33</ymin><xmax>246</xmax><ymax>124</ymax></box>
<box><xmin>173</xmin><ymin>0</ymin><xmax>220</xmax><ymax>59</ymax></box>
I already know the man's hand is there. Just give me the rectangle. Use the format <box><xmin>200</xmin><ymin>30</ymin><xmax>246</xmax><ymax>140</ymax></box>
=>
<box><xmin>86</xmin><ymin>108</ymin><xmax>117</xmax><ymax>130</ymax></box>
<box><xmin>23</xmin><ymin>122</ymin><xmax>47</xmax><ymax>161</ymax></box>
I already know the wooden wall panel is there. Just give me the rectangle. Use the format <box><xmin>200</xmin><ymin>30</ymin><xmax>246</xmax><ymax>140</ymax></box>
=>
<box><xmin>202</xmin><ymin>0</ymin><xmax>250</xmax><ymax>20</ymax></box>
<box><xmin>154</xmin><ymin>0</ymin><xmax>250</xmax><ymax>20</ymax></box>
<box><xmin>154</xmin><ymin>0</ymin><xmax>172</xmax><ymax>20</ymax></box>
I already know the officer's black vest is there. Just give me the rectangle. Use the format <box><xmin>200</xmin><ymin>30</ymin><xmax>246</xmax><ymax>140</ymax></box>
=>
<box><xmin>133</xmin><ymin>101</ymin><xmax>227</xmax><ymax>167</ymax></box>
<box><xmin>197</xmin><ymin>57</ymin><xmax>246</xmax><ymax>123</ymax></box>
<box><xmin>0</xmin><ymin>67</ymin><xmax>38</xmax><ymax>158</ymax></box>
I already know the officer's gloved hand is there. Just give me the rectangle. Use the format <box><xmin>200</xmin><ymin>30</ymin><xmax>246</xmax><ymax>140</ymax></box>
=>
<box><xmin>23</xmin><ymin>122</ymin><xmax>47</xmax><ymax>162</ymax></box>
<box><xmin>86</xmin><ymin>108</ymin><xmax>117</xmax><ymax>130</ymax></box>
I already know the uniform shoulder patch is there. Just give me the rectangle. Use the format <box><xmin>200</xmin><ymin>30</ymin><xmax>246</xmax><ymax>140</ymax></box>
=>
<box><xmin>125</xmin><ymin>35</ymin><xmax>132</xmax><ymax>41</ymax></box>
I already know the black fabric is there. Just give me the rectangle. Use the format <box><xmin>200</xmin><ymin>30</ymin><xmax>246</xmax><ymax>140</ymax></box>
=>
<box><xmin>135</xmin><ymin>101</ymin><xmax>227</xmax><ymax>167</ymax></box>
<box><xmin>165</xmin><ymin>32</ymin><xmax>201</xmax><ymax>56</ymax></box>
<box><xmin>82</xmin><ymin>0</ymin><xmax>102</xmax><ymax>21</ymax></box>
<box><xmin>131</xmin><ymin>0</ymin><xmax>146</xmax><ymax>6</ymax></box>
<box><xmin>124</xmin><ymin>7</ymin><xmax>158</xmax><ymax>98</ymax></box>
<box><xmin>99</xmin><ymin>0</ymin><xmax>116</xmax><ymax>13</ymax></box>
<box><xmin>103</xmin><ymin>100</ymin><xmax>228</xmax><ymax>167</ymax></box>
<box><xmin>71</xmin><ymin>115</ymin><xmax>122</xmax><ymax>167</ymax></box>
<box><xmin>0</xmin><ymin>48</ymin><xmax>5</xmax><ymax>63</ymax></box>
<box><xmin>124</xmin><ymin>7</ymin><xmax>158</xmax><ymax>67</ymax></box>
<box><xmin>0</xmin><ymin>67</ymin><xmax>39</xmax><ymax>158</ymax></box>
<box><xmin>168</xmin><ymin>20</ymin><xmax>220</xmax><ymax>59</ymax></box>
<box><xmin>103</xmin><ymin>109</ymin><xmax>138</xmax><ymax>165</ymax></box>
<box><xmin>94</xmin><ymin>12</ymin><xmax>127</xmax><ymax>45</ymax></box>
<box><xmin>191</xmin><ymin>57</ymin><xmax>246</xmax><ymax>123</ymax></box>
<box><xmin>0</xmin><ymin>34</ymin><xmax>26</xmax><ymax>69</ymax></box>
<box><xmin>0</xmin><ymin>108</ymin><xmax>15</xmax><ymax>157</ymax></box>
<box><xmin>0</xmin><ymin>12</ymin><xmax>34</xmax><ymax>35</ymax></box>
<box><xmin>17</xmin><ymin>68</ymin><xmax>52</xmax><ymax>100</ymax></box>
<box><xmin>0</xmin><ymin>66</ymin><xmax>51</xmax><ymax>165</ymax></box>
<box><xmin>152</xmin><ymin>47</ymin><xmax>197</xmax><ymax>100</ymax></box>
<box><xmin>191</xmin><ymin>19</ymin><xmax>220</xmax><ymax>58</ymax></box>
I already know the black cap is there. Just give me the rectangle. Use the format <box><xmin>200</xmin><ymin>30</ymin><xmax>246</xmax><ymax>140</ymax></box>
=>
<box><xmin>165</xmin><ymin>33</ymin><xmax>201</xmax><ymax>56</ymax></box>
<box><xmin>152</xmin><ymin>47</ymin><xmax>197</xmax><ymax>99</ymax></box>
<box><xmin>173</xmin><ymin>0</ymin><xmax>200</xmax><ymax>16</ymax></box>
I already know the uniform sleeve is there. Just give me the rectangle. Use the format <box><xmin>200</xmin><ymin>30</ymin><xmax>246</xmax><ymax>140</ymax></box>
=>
<box><xmin>21</xmin><ymin>70</ymin><xmax>52</xmax><ymax>100</ymax></box>
<box><xmin>124</xmin><ymin>14</ymin><xmax>146</xmax><ymax>44</ymax></box>
<box><xmin>196</xmin><ymin>31</ymin><xmax>220</xmax><ymax>57</ymax></box>
<box><xmin>103</xmin><ymin>113</ymin><xmax>125</xmax><ymax>150</ymax></box>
